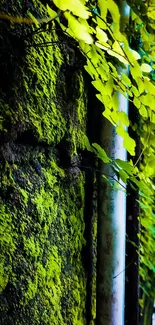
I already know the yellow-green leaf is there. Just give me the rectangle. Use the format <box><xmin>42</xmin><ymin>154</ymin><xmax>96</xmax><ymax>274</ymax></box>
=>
<box><xmin>123</xmin><ymin>133</ymin><xmax>136</xmax><ymax>156</ymax></box>
<box><xmin>147</xmin><ymin>10</ymin><xmax>155</xmax><ymax>20</ymax></box>
<box><xmin>96</xmin><ymin>27</ymin><xmax>108</xmax><ymax>43</ymax></box>
<box><xmin>130</xmin><ymin>49</ymin><xmax>141</xmax><ymax>60</ymax></box>
<box><xmin>53</xmin><ymin>0</ymin><xmax>89</xmax><ymax>19</ymax></box>
<box><xmin>140</xmin><ymin>63</ymin><xmax>152</xmax><ymax>73</ymax></box>
<box><xmin>139</xmin><ymin>105</ymin><xmax>148</xmax><ymax>118</ymax></box>
<box><xmin>119</xmin><ymin>169</ymin><xmax>129</xmax><ymax>183</ymax></box>
<box><xmin>46</xmin><ymin>5</ymin><xmax>57</xmax><ymax>18</ymax></box>
<box><xmin>137</xmin><ymin>78</ymin><xmax>145</xmax><ymax>94</ymax></box>
<box><xmin>84</xmin><ymin>60</ymin><xmax>98</xmax><ymax>78</ymax></box>
<box><xmin>131</xmin><ymin>85</ymin><xmax>139</xmax><ymax>97</ymax></box>
<box><xmin>95</xmin><ymin>41</ymin><xmax>110</xmax><ymax>51</ymax></box>
<box><xmin>121</xmin><ymin>73</ymin><xmax>132</xmax><ymax>87</ymax></box>
<box><xmin>65</xmin><ymin>12</ymin><xmax>93</xmax><ymax>43</ymax></box>
<box><xmin>116</xmin><ymin>124</ymin><xmax>125</xmax><ymax>137</ymax></box>
<box><xmin>117</xmin><ymin>111</ymin><xmax>129</xmax><ymax>126</ymax></box>
<box><xmin>108</xmin><ymin>41</ymin><xmax>129</xmax><ymax>65</ymax></box>
<box><xmin>92</xmin><ymin>143</ymin><xmax>111</xmax><ymax>163</ymax></box>
<box><xmin>133</xmin><ymin>97</ymin><xmax>141</xmax><ymax>109</ymax></box>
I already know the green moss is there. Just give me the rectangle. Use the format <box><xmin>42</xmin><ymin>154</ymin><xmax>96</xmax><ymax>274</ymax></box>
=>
<box><xmin>0</xmin><ymin>1</ymin><xmax>93</xmax><ymax>324</ymax></box>
<box><xmin>0</xmin><ymin>203</ymin><xmax>16</xmax><ymax>293</ymax></box>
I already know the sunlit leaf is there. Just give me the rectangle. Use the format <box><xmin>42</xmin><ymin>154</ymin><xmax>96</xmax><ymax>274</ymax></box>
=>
<box><xmin>53</xmin><ymin>0</ymin><xmax>89</xmax><ymax>19</ymax></box>
<box><xmin>133</xmin><ymin>97</ymin><xmax>141</xmax><ymax>109</ymax></box>
<box><xmin>96</xmin><ymin>27</ymin><xmax>108</xmax><ymax>43</ymax></box>
<box><xmin>65</xmin><ymin>12</ymin><xmax>93</xmax><ymax>43</ymax></box>
<box><xmin>107</xmin><ymin>41</ymin><xmax>129</xmax><ymax>65</ymax></box>
<box><xmin>123</xmin><ymin>133</ymin><xmax>136</xmax><ymax>156</ymax></box>
<box><xmin>117</xmin><ymin>111</ymin><xmax>129</xmax><ymax>127</ymax></box>
<box><xmin>92</xmin><ymin>143</ymin><xmax>112</xmax><ymax>163</ymax></box>
<box><xmin>119</xmin><ymin>169</ymin><xmax>129</xmax><ymax>183</ymax></box>
<box><xmin>139</xmin><ymin>105</ymin><xmax>148</xmax><ymax>118</ymax></box>
<box><xmin>130</xmin><ymin>49</ymin><xmax>141</xmax><ymax>60</ymax></box>
<box><xmin>95</xmin><ymin>41</ymin><xmax>110</xmax><ymax>51</ymax></box>
<box><xmin>140</xmin><ymin>63</ymin><xmax>152</xmax><ymax>73</ymax></box>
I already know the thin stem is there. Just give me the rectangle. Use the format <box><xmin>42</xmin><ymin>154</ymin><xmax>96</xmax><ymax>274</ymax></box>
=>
<box><xmin>80</xmin><ymin>165</ymin><xmax>127</xmax><ymax>190</ymax></box>
<box><xmin>25</xmin><ymin>41</ymin><xmax>60</xmax><ymax>48</ymax></box>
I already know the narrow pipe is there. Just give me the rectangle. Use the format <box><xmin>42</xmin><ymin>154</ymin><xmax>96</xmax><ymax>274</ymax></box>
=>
<box><xmin>96</xmin><ymin>2</ymin><xmax>130</xmax><ymax>324</ymax></box>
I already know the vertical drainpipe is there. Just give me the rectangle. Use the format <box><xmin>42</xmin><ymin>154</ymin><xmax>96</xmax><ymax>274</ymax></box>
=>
<box><xmin>96</xmin><ymin>1</ymin><xmax>130</xmax><ymax>325</ymax></box>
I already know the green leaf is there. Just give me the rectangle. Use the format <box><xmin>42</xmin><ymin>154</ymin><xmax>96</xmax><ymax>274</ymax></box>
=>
<box><xmin>65</xmin><ymin>12</ymin><xmax>93</xmax><ymax>44</ymax></box>
<box><xmin>46</xmin><ymin>5</ymin><xmax>57</xmax><ymax>18</ymax></box>
<box><xmin>84</xmin><ymin>60</ymin><xmax>98</xmax><ymax>78</ymax></box>
<box><xmin>136</xmin><ymin>199</ymin><xmax>149</xmax><ymax>211</ymax></box>
<box><xmin>92</xmin><ymin>79</ymin><xmax>105</xmax><ymax>93</ymax></box>
<box><xmin>131</xmin><ymin>85</ymin><xmax>140</xmax><ymax>97</ymax></box>
<box><xmin>53</xmin><ymin>0</ymin><xmax>89</xmax><ymax>19</ymax></box>
<box><xmin>119</xmin><ymin>169</ymin><xmax>129</xmax><ymax>183</ymax></box>
<box><xmin>133</xmin><ymin>97</ymin><xmax>141</xmax><ymax>109</ymax></box>
<box><xmin>114</xmin><ymin>159</ymin><xmax>133</xmax><ymax>174</ymax></box>
<box><xmin>92</xmin><ymin>143</ymin><xmax>111</xmax><ymax>163</ymax></box>
<box><xmin>123</xmin><ymin>133</ymin><xmax>136</xmax><ymax>156</ymax></box>
<box><xmin>117</xmin><ymin>111</ymin><xmax>129</xmax><ymax>127</ymax></box>
<box><xmin>139</xmin><ymin>105</ymin><xmax>148</xmax><ymax>118</ymax></box>
<box><xmin>130</xmin><ymin>49</ymin><xmax>141</xmax><ymax>60</ymax></box>
<box><xmin>137</xmin><ymin>78</ymin><xmax>145</xmax><ymax>94</ymax></box>
<box><xmin>116</xmin><ymin>124</ymin><xmax>125</xmax><ymax>137</ymax></box>
<box><xmin>140</xmin><ymin>63</ymin><xmax>152</xmax><ymax>73</ymax></box>
<box><xmin>107</xmin><ymin>41</ymin><xmax>129</xmax><ymax>65</ymax></box>
<box><xmin>96</xmin><ymin>27</ymin><xmax>108</xmax><ymax>43</ymax></box>
<box><xmin>139</xmin><ymin>191</ymin><xmax>153</xmax><ymax>202</ymax></box>
<box><xmin>121</xmin><ymin>73</ymin><xmax>132</xmax><ymax>87</ymax></box>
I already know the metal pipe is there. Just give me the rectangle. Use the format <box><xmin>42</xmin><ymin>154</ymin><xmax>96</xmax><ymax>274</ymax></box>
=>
<box><xmin>96</xmin><ymin>2</ymin><xmax>130</xmax><ymax>324</ymax></box>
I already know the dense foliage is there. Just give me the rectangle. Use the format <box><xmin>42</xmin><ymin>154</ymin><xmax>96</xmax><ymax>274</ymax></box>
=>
<box><xmin>46</xmin><ymin>0</ymin><xmax>155</xmax><ymax>302</ymax></box>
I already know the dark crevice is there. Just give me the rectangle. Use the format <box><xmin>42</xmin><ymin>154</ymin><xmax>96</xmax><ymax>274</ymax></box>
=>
<box><xmin>125</xmin><ymin>99</ymin><xmax>140</xmax><ymax>325</ymax></box>
<box><xmin>15</xmin><ymin>130</ymin><xmax>38</xmax><ymax>146</ymax></box>
<box><xmin>82</xmin><ymin>73</ymin><xmax>100</xmax><ymax>325</ymax></box>
<box><xmin>55</xmin><ymin>138</ymin><xmax>71</xmax><ymax>168</ymax></box>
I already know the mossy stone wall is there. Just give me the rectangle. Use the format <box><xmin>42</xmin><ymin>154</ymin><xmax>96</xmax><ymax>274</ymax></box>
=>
<box><xmin>0</xmin><ymin>1</ymin><xmax>97</xmax><ymax>324</ymax></box>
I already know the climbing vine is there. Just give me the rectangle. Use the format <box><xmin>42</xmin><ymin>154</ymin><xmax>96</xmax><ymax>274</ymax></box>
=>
<box><xmin>43</xmin><ymin>0</ymin><xmax>155</xmax><ymax>301</ymax></box>
<box><xmin>1</xmin><ymin>0</ymin><xmax>155</xmax><ymax>306</ymax></box>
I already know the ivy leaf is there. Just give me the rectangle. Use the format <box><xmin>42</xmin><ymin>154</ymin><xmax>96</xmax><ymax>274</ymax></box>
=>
<box><xmin>53</xmin><ymin>0</ymin><xmax>89</xmax><ymax>19</ymax></box>
<box><xmin>92</xmin><ymin>79</ymin><xmax>105</xmax><ymax>93</ymax></box>
<box><xmin>123</xmin><ymin>133</ymin><xmax>136</xmax><ymax>156</ymax></box>
<box><xmin>119</xmin><ymin>169</ymin><xmax>129</xmax><ymax>183</ymax></box>
<box><xmin>139</xmin><ymin>191</ymin><xmax>153</xmax><ymax>202</ymax></box>
<box><xmin>116</xmin><ymin>124</ymin><xmax>125</xmax><ymax>137</ymax></box>
<box><xmin>137</xmin><ymin>78</ymin><xmax>145</xmax><ymax>94</ymax></box>
<box><xmin>117</xmin><ymin>111</ymin><xmax>129</xmax><ymax>127</ymax></box>
<box><xmin>114</xmin><ymin>159</ymin><xmax>133</xmax><ymax>174</ymax></box>
<box><xmin>96</xmin><ymin>27</ymin><xmax>108</xmax><ymax>43</ymax></box>
<box><xmin>144</xmin><ymin>78</ymin><xmax>155</xmax><ymax>94</ymax></box>
<box><xmin>147</xmin><ymin>10</ymin><xmax>155</xmax><ymax>20</ymax></box>
<box><xmin>92</xmin><ymin>143</ymin><xmax>112</xmax><ymax>163</ymax></box>
<box><xmin>131</xmin><ymin>85</ymin><xmax>140</xmax><ymax>97</ymax></box>
<box><xmin>121</xmin><ymin>73</ymin><xmax>132</xmax><ymax>87</ymax></box>
<box><xmin>84</xmin><ymin>61</ymin><xmax>98</xmax><ymax>78</ymax></box>
<box><xmin>136</xmin><ymin>199</ymin><xmax>150</xmax><ymax>211</ymax></box>
<box><xmin>95</xmin><ymin>41</ymin><xmax>110</xmax><ymax>51</ymax></box>
<box><xmin>46</xmin><ymin>5</ymin><xmax>57</xmax><ymax>18</ymax></box>
<box><xmin>130</xmin><ymin>49</ymin><xmax>141</xmax><ymax>60</ymax></box>
<box><xmin>133</xmin><ymin>97</ymin><xmax>141</xmax><ymax>109</ymax></box>
<box><xmin>139</xmin><ymin>105</ymin><xmax>148</xmax><ymax>118</ymax></box>
<box><xmin>108</xmin><ymin>41</ymin><xmax>129</xmax><ymax>65</ymax></box>
<box><xmin>140</xmin><ymin>63</ymin><xmax>152</xmax><ymax>73</ymax></box>
<box><xmin>65</xmin><ymin>12</ymin><xmax>93</xmax><ymax>44</ymax></box>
